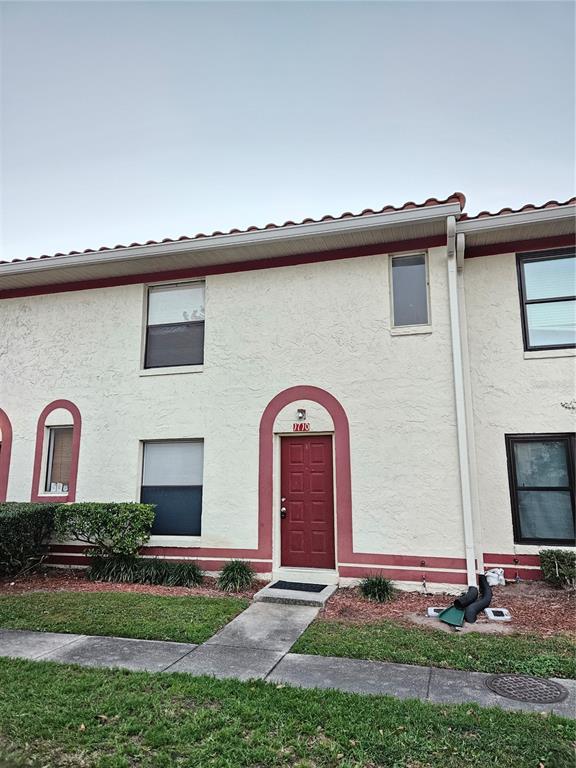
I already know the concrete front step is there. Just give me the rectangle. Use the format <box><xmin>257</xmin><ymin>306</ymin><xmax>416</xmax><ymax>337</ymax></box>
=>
<box><xmin>253</xmin><ymin>583</ymin><xmax>337</xmax><ymax>607</ymax></box>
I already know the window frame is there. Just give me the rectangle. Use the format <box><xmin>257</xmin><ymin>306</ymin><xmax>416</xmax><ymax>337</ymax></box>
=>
<box><xmin>505</xmin><ymin>432</ymin><xmax>576</xmax><ymax>546</ymax></box>
<box><xmin>143</xmin><ymin>280</ymin><xmax>206</xmax><ymax>370</ymax></box>
<box><xmin>389</xmin><ymin>251</ymin><xmax>431</xmax><ymax>330</ymax></box>
<box><xmin>44</xmin><ymin>425</ymin><xmax>73</xmax><ymax>494</ymax></box>
<box><xmin>516</xmin><ymin>248</ymin><xmax>576</xmax><ymax>352</ymax></box>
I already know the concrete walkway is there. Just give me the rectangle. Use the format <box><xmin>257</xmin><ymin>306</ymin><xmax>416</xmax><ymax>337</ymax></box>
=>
<box><xmin>1</xmin><ymin>604</ymin><xmax>574</xmax><ymax>718</ymax></box>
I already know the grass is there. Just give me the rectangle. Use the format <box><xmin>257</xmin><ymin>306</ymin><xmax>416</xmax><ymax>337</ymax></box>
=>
<box><xmin>293</xmin><ymin>620</ymin><xmax>576</xmax><ymax>679</ymax></box>
<box><xmin>0</xmin><ymin>657</ymin><xmax>574</xmax><ymax>768</ymax></box>
<box><xmin>0</xmin><ymin>592</ymin><xmax>248</xmax><ymax>644</ymax></box>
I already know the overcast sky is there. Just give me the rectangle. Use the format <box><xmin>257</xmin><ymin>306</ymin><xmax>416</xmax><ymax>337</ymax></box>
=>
<box><xmin>1</xmin><ymin>1</ymin><xmax>574</xmax><ymax>261</ymax></box>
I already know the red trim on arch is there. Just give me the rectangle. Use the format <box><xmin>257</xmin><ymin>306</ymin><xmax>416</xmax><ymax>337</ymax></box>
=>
<box><xmin>0</xmin><ymin>409</ymin><xmax>13</xmax><ymax>502</ymax></box>
<box><xmin>258</xmin><ymin>385</ymin><xmax>353</xmax><ymax>562</ymax></box>
<box><xmin>0</xmin><ymin>236</ymin><xmax>445</xmax><ymax>300</ymax></box>
<box><xmin>31</xmin><ymin>399</ymin><xmax>82</xmax><ymax>502</ymax></box>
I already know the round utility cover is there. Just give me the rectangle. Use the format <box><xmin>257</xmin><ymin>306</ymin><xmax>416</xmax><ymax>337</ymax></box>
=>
<box><xmin>486</xmin><ymin>674</ymin><xmax>569</xmax><ymax>704</ymax></box>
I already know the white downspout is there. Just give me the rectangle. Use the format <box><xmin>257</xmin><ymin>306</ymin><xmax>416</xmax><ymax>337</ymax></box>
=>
<box><xmin>446</xmin><ymin>216</ymin><xmax>477</xmax><ymax>586</ymax></box>
<box><xmin>456</xmin><ymin>232</ymin><xmax>484</xmax><ymax>573</ymax></box>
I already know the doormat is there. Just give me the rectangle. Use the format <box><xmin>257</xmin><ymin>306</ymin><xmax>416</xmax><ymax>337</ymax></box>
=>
<box><xmin>270</xmin><ymin>581</ymin><xmax>328</xmax><ymax>593</ymax></box>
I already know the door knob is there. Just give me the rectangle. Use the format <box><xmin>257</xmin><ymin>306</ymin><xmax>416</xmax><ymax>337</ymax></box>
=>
<box><xmin>280</xmin><ymin>507</ymin><xmax>287</xmax><ymax>519</ymax></box>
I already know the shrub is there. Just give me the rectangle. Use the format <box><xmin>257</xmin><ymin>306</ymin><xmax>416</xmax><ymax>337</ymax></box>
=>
<box><xmin>54</xmin><ymin>502</ymin><xmax>156</xmax><ymax>557</ymax></box>
<box><xmin>539</xmin><ymin>549</ymin><xmax>576</xmax><ymax>590</ymax></box>
<box><xmin>359</xmin><ymin>574</ymin><xmax>396</xmax><ymax>603</ymax></box>
<box><xmin>88</xmin><ymin>555</ymin><xmax>204</xmax><ymax>587</ymax></box>
<box><xmin>217</xmin><ymin>559</ymin><xmax>255</xmax><ymax>592</ymax></box>
<box><xmin>0</xmin><ymin>502</ymin><xmax>57</xmax><ymax>577</ymax></box>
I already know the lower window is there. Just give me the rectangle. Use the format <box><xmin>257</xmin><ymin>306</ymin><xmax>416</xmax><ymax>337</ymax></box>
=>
<box><xmin>506</xmin><ymin>433</ymin><xmax>575</xmax><ymax>545</ymax></box>
<box><xmin>141</xmin><ymin>440</ymin><xmax>204</xmax><ymax>536</ymax></box>
<box><xmin>45</xmin><ymin>426</ymin><xmax>73</xmax><ymax>493</ymax></box>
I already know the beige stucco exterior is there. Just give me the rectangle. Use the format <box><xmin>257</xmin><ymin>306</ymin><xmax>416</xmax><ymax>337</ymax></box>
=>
<box><xmin>0</xmin><ymin>222</ymin><xmax>574</xmax><ymax>587</ymax></box>
<box><xmin>464</xmin><ymin>252</ymin><xmax>575</xmax><ymax>558</ymax></box>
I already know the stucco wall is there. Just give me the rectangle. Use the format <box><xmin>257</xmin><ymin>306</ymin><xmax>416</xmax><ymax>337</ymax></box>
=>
<box><xmin>464</xmin><ymin>252</ymin><xmax>575</xmax><ymax>558</ymax></box>
<box><xmin>0</xmin><ymin>247</ymin><xmax>467</xmax><ymax>571</ymax></box>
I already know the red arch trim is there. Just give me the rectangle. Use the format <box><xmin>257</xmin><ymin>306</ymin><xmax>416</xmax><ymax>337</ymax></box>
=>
<box><xmin>31</xmin><ymin>399</ymin><xmax>82</xmax><ymax>503</ymax></box>
<box><xmin>0</xmin><ymin>409</ymin><xmax>13</xmax><ymax>502</ymax></box>
<box><xmin>258</xmin><ymin>385</ymin><xmax>353</xmax><ymax>561</ymax></box>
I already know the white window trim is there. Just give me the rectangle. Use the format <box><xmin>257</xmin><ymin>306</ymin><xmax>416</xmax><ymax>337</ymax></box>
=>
<box><xmin>140</xmin><ymin>279</ymin><xmax>206</xmax><ymax>374</ymax></box>
<box><xmin>140</xmin><ymin>365</ymin><xmax>204</xmax><ymax>377</ymax></box>
<box><xmin>388</xmin><ymin>251</ymin><xmax>431</xmax><ymax>333</ymax></box>
<box><xmin>523</xmin><ymin>348</ymin><xmax>576</xmax><ymax>360</ymax></box>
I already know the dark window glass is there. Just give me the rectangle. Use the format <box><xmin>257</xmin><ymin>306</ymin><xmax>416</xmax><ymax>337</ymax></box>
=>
<box><xmin>141</xmin><ymin>441</ymin><xmax>203</xmax><ymax>536</ymax></box>
<box><xmin>517</xmin><ymin>250</ymin><xmax>576</xmax><ymax>350</ymax></box>
<box><xmin>145</xmin><ymin>283</ymin><xmax>205</xmax><ymax>368</ymax></box>
<box><xmin>506</xmin><ymin>434</ymin><xmax>575</xmax><ymax>544</ymax></box>
<box><xmin>391</xmin><ymin>254</ymin><xmax>429</xmax><ymax>326</ymax></box>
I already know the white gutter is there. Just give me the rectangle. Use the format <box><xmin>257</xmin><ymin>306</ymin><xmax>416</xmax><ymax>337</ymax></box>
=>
<box><xmin>456</xmin><ymin>205</ymin><xmax>575</xmax><ymax>234</ymax></box>
<box><xmin>446</xmin><ymin>216</ymin><xmax>477</xmax><ymax>586</ymax></box>
<box><xmin>0</xmin><ymin>201</ymin><xmax>462</xmax><ymax>277</ymax></box>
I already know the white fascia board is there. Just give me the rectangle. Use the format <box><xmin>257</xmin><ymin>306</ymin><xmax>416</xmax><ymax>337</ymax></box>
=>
<box><xmin>456</xmin><ymin>205</ymin><xmax>576</xmax><ymax>234</ymax></box>
<box><xmin>0</xmin><ymin>202</ymin><xmax>462</xmax><ymax>276</ymax></box>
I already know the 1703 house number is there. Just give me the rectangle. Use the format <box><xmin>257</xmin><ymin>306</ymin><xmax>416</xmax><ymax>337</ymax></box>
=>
<box><xmin>292</xmin><ymin>422</ymin><xmax>311</xmax><ymax>432</ymax></box>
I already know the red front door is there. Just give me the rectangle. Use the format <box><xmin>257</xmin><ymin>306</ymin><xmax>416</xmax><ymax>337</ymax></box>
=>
<box><xmin>280</xmin><ymin>435</ymin><xmax>335</xmax><ymax>569</ymax></box>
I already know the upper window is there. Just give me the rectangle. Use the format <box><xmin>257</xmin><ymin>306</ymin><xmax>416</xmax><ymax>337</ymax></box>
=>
<box><xmin>390</xmin><ymin>253</ymin><xmax>429</xmax><ymax>327</ymax></box>
<box><xmin>45</xmin><ymin>426</ymin><xmax>73</xmax><ymax>493</ymax></box>
<box><xmin>506</xmin><ymin>434</ymin><xmax>575</xmax><ymax>545</ymax></box>
<box><xmin>141</xmin><ymin>440</ymin><xmax>204</xmax><ymax>536</ymax></box>
<box><xmin>145</xmin><ymin>282</ymin><xmax>205</xmax><ymax>368</ymax></box>
<box><xmin>517</xmin><ymin>249</ymin><xmax>576</xmax><ymax>350</ymax></box>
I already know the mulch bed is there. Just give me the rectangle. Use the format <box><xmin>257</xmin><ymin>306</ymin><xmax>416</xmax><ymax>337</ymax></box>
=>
<box><xmin>2</xmin><ymin>570</ymin><xmax>574</xmax><ymax>637</ymax></box>
<box><xmin>320</xmin><ymin>581</ymin><xmax>576</xmax><ymax>637</ymax></box>
<box><xmin>0</xmin><ymin>569</ymin><xmax>264</xmax><ymax>601</ymax></box>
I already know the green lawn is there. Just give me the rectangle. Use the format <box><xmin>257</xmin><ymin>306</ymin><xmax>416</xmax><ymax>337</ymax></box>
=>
<box><xmin>0</xmin><ymin>657</ymin><xmax>574</xmax><ymax>768</ymax></box>
<box><xmin>0</xmin><ymin>592</ymin><xmax>248</xmax><ymax>644</ymax></box>
<box><xmin>293</xmin><ymin>619</ymin><xmax>576</xmax><ymax>679</ymax></box>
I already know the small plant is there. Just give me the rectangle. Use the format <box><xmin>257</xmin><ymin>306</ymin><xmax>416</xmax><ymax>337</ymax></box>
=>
<box><xmin>539</xmin><ymin>549</ymin><xmax>576</xmax><ymax>590</ymax></box>
<box><xmin>0</xmin><ymin>502</ymin><xmax>58</xmax><ymax>576</ymax></box>
<box><xmin>54</xmin><ymin>502</ymin><xmax>156</xmax><ymax>557</ymax></box>
<box><xmin>88</xmin><ymin>555</ymin><xmax>204</xmax><ymax>587</ymax></box>
<box><xmin>359</xmin><ymin>574</ymin><xmax>396</xmax><ymax>603</ymax></box>
<box><xmin>217</xmin><ymin>559</ymin><xmax>255</xmax><ymax>592</ymax></box>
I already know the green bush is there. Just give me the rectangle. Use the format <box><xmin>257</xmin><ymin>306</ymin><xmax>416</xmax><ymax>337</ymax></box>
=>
<box><xmin>217</xmin><ymin>559</ymin><xmax>255</xmax><ymax>592</ymax></box>
<box><xmin>539</xmin><ymin>549</ymin><xmax>576</xmax><ymax>590</ymax></box>
<box><xmin>88</xmin><ymin>555</ymin><xmax>204</xmax><ymax>587</ymax></box>
<box><xmin>0</xmin><ymin>502</ymin><xmax>57</xmax><ymax>577</ymax></box>
<box><xmin>54</xmin><ymin>502</ymin><xmax>155</xmax><ymax>557</ymax></box>
<box><xmin>360</xmin><ymin>574</ymin><xmax>396</xmax><ymax>603</ymax></box>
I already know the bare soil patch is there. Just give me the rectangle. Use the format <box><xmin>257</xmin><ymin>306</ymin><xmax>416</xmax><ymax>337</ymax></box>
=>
<box><xmin>320</xmin><ymin>582</ymin><xmax>575</xmax><ymax>637</ymax></box>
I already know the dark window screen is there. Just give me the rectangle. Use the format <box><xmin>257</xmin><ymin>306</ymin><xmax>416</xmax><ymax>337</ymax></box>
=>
<box><xmin>141</xmin><ymin>486</ymin><xmax>202</xmax><ymax>536</ymax></box>
<box><xmin>145</xmin><ymin>322</ymin><xmax>204</xmax><ymax>368</ymax></box>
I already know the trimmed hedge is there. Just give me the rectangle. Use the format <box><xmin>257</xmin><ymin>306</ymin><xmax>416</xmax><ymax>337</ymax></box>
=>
<box><xmin>88</xmin><ymin>555</ymin><xmax>204</xmax><ymax>587</ymax></box>
<box><xmin>54</xmin><ymin>502</ymin><xmax>155</xmax><ymax>557</ymax></box>
<box><xmin>540</xmin><ymin>549</ymin><xmax>576</xmax><ymax>590</ymax></box>
<box><xmin>0</xmin><ymin>503</ymin><xmax>57</xmax><ymax>577</ymax></box>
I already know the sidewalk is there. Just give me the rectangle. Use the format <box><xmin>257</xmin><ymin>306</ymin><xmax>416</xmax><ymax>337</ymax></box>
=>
<box><xmin>1</xmin><ymin>604</ymin><xmax>574</xmax><ymax>718</ymax></box>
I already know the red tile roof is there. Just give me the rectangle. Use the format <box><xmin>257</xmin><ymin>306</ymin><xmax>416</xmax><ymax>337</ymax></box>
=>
<box><xmin>0</xmin><ymin>193</ymin><xmax>466</xmax><ymax>265</ymax></box>
<box><xmin>460</xmin><ymin>196</ymin><xmax>576</xmax><ymax>220</ymax></box>
<box><xmin>2</xmin><ymin>192</ymin><xmax>574</xmax><ymax>266</ymax></box>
